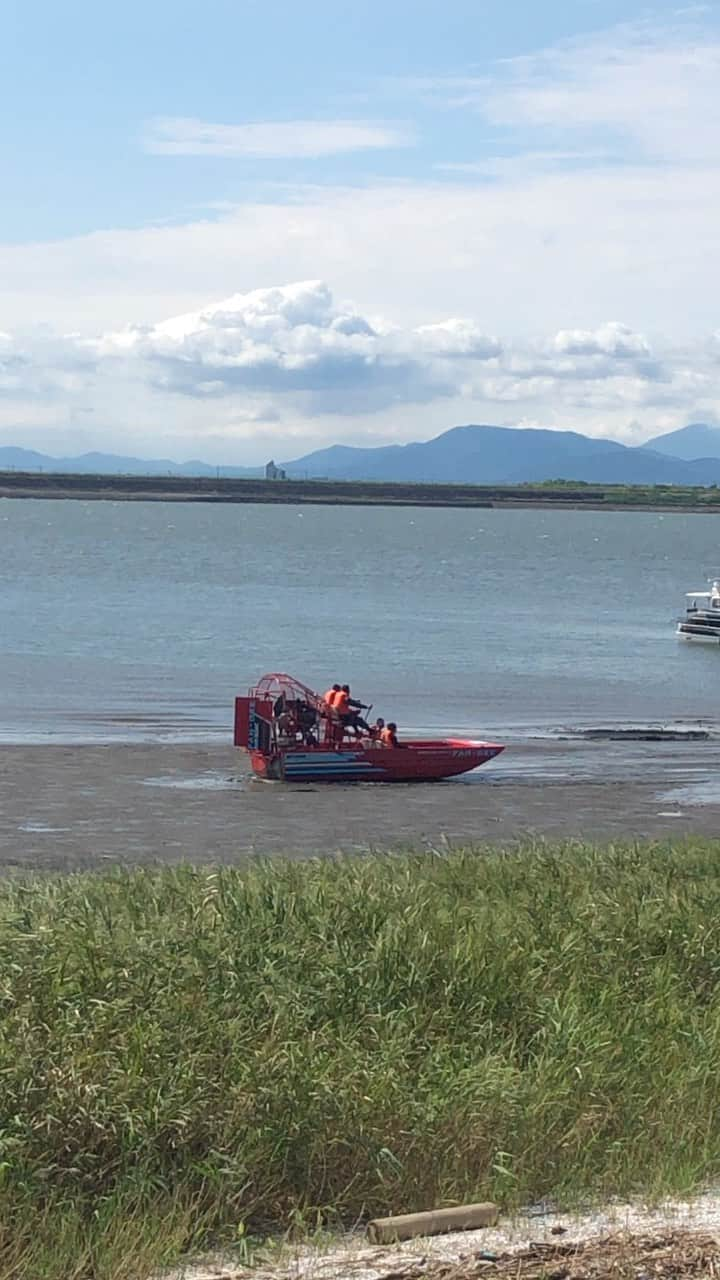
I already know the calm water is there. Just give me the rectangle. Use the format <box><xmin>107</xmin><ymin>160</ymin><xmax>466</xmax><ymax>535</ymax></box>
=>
<box><xmin>2</xmin><ymin>498</ymin><xmax>719</xmax><ymax>743</ymax></box>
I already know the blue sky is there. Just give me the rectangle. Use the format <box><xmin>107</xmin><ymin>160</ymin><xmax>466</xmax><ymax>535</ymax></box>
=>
<box><xmin>0</xmin><ymin>0</ymin><xmax>697</xmax><ymax>240</ymax></box>
<box><xmin>1</xmin><ymin>1</ymin><xmax>720</xmax><ymax>461</ymax></box>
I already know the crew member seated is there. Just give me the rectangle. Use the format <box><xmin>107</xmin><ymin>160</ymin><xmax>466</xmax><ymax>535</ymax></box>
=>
<box><xmin>296</xmin><ymin>700</ymin><xmax>319</xmax><ymax>746</ymax></box>
<box><xmin>368</xmin><ymin>717</ymin><xmax>385</xmax><ymax>743</ymax></box>
<box><xmin>380</xmin><ymin>721</ymin><xmax>403</xmax><ymax>748</ymax></box>
<box><xmin>276</xmin><ymin>708</ymin><xmax>297</xmax><ymax>743</ymax></box>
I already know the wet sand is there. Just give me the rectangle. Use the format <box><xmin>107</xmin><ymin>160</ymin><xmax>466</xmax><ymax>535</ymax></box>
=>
<box><xmin>2</xmin><ymin>738</ymin><xmax>720</xmax><ymax>872</ymax></box>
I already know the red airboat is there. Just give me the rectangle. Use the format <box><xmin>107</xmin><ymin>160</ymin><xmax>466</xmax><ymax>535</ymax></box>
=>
<box><xmin>234</xmin><ymin>674</ymin><xmax>504</xmax><ymax>783</ymax></box>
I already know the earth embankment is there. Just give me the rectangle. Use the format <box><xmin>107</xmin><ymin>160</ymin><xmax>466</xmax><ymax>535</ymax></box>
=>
<box><xmin>2</xmin><ymin>470</ymin><xmax>719</xmax><ymax>510</ymax></box>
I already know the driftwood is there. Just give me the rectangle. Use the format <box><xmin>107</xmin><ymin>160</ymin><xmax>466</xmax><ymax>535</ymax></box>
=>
<box><xmin>368</xmin><ymin>1205</ymin><xmax>499</xmax><ymax>1245</ymax></box>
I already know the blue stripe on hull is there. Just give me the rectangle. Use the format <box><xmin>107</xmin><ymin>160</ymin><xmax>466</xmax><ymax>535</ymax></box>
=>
<box><xmin>284</xmin><ymin>754</ymin><xmax>372</xmax><ymax>762</ymax></box>
<box><xmin>285</xmin><ymin>754</ymin><xmax>367</xmax><ymax>765</ymax></box>
<box><xmin>285</xmin><ymin>765</ymin><xmax>378</xmax><ymax>772</ymax></box>
<box><xmin>257</xmin><ymin>766</ymin><xmax>379</xmax><ymax>780</ymax></box>
<box><xmin>284</xmin><ymin>762</ymin><xmax>385</xmax><ymax>774</ymax></box>
<box><xmin>284</xmin><ymin>766</ymin><xmax>379</xmax><ymax>772</ymax></box>
<box><xmin>285</xmin><ymin>759</ymin><xmax>374</xmax><ymax>767</ymax></box>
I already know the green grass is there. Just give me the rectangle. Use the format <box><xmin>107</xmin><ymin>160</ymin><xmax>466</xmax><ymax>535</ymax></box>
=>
<box><xmin>3</xmin><ymin>840</ymin><xmax>720</xmax><ymax>1277</ymax></box>
<box><xmin>524</xmin><ymin>480</ymin><xmax>720</xmax><ymax>506</ymax></box>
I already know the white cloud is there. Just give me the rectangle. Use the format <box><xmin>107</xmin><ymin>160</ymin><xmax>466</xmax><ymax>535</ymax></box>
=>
<box><xmin>143</xmin><ymin>116</ymin><xmax>412</xmax><ymax>158</ymax></box>
<box><xmin>3</xmin><ymin>15</ymin><xmax>720</xmax><ymax>457</ymax></box>
<box><xmin>3</xmin><ymin>281</ymin><xmax>719</xmax><ymax>461</ymax></box>
<box><xmin>0</xmin><ymin>328</ymin><xmax>94</xmax><ymax>398</ymax></box>
<box><xmin>89</xmin><ymin>280</ymin><xmax>501</xmax><ymax>411</ymax></box>
<box><xmin>413</xmin><ymin>319</ymin><xmax>502</xmax><ymax>359</ymax></box>
<box><xmin>413</xmin><ymin>17</ymin><xmax>720</xmax><ymax>165</ymax></box>
<box><xmin>3</xmin><ymin>157</ymin><xmax>719</xmax><ymax>344</ymax></box>
<box><xmin>552</xmin><ymin>323</ymin><xmax>651</xmax><ymax>359</ymax></box>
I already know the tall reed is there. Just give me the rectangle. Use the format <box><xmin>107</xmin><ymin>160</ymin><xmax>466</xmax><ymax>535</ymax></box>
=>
<box><xmin>1</xmin><ymin>840</ymin><xmax>720</xmax><ymax>1278</ymax></box>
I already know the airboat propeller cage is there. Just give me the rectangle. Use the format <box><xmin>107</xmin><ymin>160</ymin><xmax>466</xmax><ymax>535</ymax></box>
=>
<box><xmin>234</xmin><ymin>673</ymin><xmax>322</xmax><ymax>749</ymax></box>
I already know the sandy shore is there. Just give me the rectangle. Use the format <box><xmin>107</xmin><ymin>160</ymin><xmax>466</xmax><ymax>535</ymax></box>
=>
<box><xmin>2</xmin><ymin>738</ymin><xmax>720</xmax><ymax>872</ymax></box>
<box><xmin>176</xmin><ymin>1192</ymin><xmax>720</xmax><ymax>1280</ymax></box>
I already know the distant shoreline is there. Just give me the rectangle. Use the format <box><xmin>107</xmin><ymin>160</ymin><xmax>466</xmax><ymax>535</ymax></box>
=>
<box><xmin>1</xmin><ymin>470</ymin><xmax>719</xmax><ymax>513</ymax></box>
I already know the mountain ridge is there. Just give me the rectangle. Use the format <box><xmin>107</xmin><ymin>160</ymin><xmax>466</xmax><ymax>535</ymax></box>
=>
<box><xmin>0</xmin><ymin>446</ymin><xmax>262</xmax><ymax>478</ymax></box>
<box><xmin>283</xmin><ymin>424</ymin><xmax>720</xmax><ymax>485</ymax></box>
<box><xmin>2</xmin><ymin>423</ymin><xmax>720</xmax><ymax>486</ymax></box>
<box><xmin>643</xmin><ymin>423</ymin><xmax>720</xmax><ymax>461</ymax></box>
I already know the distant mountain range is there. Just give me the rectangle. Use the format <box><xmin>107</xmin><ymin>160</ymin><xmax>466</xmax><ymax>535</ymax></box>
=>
<box><xmin>285</xmin><ymin>425</ymin><xmax>720</xmax><ymax>486</ymax></box>
<box><xmin>0</xmin><ymin>446</ymin><xmax>262</xmax><ymax>479</ymax></box>
<box><xmin>4</xmin><ymin>422</ymin><xmax>720</xmax><ymax>487</ymax></box>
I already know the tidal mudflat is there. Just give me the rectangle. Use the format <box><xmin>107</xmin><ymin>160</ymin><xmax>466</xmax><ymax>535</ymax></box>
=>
<box><xmin>3</xmin><ymin>736</ymin><xmax>720</xmax><ymax>871</ymax></box>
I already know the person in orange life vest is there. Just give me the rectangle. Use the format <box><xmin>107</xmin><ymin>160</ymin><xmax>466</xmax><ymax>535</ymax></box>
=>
<box><xmin>332</xmin><ymin>686</ymin><xmax>351</xmax><ymax>737</ymax></box>
<box><xmin>320</xmin><ymin>684</ymin><xmax>344</xmax><ymax>744</ymax></box>
<box><xmin>332</xmin><ymin>686</ymin><xmax>349</xmax><ymax>713</ymax></box>
<box><xmin>322</xmin><ymin>684</ymin><xmax>342</xmax><ymax>739</ymax></box>
<box><xmin>337</xmin><ymin>684</ymin><xmax>370</xmax><ymax>737</ymax></box>
<box><xmin>380</xmin><ymin>722</ymin><xmax>403</xmax><ymax>748</ymax></box>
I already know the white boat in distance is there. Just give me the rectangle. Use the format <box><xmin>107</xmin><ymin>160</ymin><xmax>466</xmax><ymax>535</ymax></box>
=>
<box><xmin>677</xmin><ymin>580</ymin><xmax>720</xmax><ymax>642</ymax></box>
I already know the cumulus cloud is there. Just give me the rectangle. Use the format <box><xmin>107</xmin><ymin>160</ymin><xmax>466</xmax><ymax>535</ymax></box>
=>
<box><xmin>0</xmin><ymin>328</ymin><xmax>95</xmax><ymax>398</ymax></box>
<box><xmin>91</xmin><ymin>280</ymin><xmax>500</xmax><ymax>409</ymax></box>
<box><xmin>552</xmin><ymin>323</ymin><xmax>651</xmax><ymax>359</ymax></box>
<box><xmin>4</xmin><ymin>280</ymin><xmax>719</xmax><ymax>458</ymax></box>
<box><xmin>487</xmin><ymin>324</ymin><xmax>663</xmax><ymax>395</ymax></box>
<box><xmin>143</xmin><ymin>116</ymin><xmax>412</xmax><ymax>159</ymax></box>
<box><xmin>412</xmin><ymin>319</ymin><xmax>502</xmax><ymax>359</ymax></box>
<box><xmin>534</xmin><ymin>323</ymin><xmax>665</xmax><ymax>386</ymax></box>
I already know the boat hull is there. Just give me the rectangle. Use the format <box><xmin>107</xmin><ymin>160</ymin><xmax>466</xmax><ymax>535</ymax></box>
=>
<box><xmin>677</xmin><ymin>624</ymin><xmax>720</xmax><ymax>643</ymax></box>
<box><xmin>250</xmin><ymin>739</ymin><xmax>504</xmax><ymax>783</ymax></box>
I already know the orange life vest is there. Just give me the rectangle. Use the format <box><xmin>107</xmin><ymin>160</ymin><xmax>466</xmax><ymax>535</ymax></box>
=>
<box><xmin>323</xmin><ymin>688</ymin><xmax>338</xmax><ymax>706</ymax></box>
<box><xmin>333</xmin><ymin>690</ymin><xmax>350</xmax><ymax>714</ymax></box>
<box><xmin>380</xmin><ymin>726</ymin><xmax>396</xmax><ymax>747</ymax></box>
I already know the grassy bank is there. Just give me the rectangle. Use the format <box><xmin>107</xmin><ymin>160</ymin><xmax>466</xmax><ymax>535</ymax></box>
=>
<box><xmin>3</xmin><ymin>840</ymin><xmax>720</xmax><ymax>1278</ymax></box>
